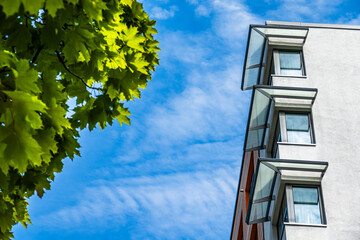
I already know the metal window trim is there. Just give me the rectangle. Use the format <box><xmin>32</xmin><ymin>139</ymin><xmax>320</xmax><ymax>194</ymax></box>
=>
<box><xmin>259</xmin><ymin>157</ymin><xmax>329</xmax><ymax>167</ymax></box>
<box><xmin>249</xmin><ymin>124</ymin><xmax>269</xmax><ymax>131</ymax></box>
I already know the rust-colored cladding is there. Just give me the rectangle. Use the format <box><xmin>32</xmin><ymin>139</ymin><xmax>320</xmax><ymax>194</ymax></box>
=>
<box><xmin>232</xmin><ymin>151</ymin><xmax>264</xmax><ymax>240</ymax></box>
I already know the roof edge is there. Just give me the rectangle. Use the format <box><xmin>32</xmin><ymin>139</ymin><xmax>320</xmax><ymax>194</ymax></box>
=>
<box><xmin>265</xmin><ymin>21</ymin><xmax>360</xmax><ymax>30</ymax></box>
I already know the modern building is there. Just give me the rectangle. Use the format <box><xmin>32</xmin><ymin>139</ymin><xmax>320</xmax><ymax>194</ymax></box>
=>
<box><xmin>230</xmin><ymin>21</ymin><xmax>360</xmax><ymax>240</ymax></box>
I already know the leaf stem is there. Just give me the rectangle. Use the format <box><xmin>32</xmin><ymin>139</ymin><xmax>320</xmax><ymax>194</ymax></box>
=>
<box><xmin>55</xmin><ymin>51</ymin><xmax>103</xmax><ymax>91</ymax></box>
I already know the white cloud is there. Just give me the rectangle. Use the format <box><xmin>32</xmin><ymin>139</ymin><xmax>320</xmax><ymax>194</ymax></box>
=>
<box><xmin>37</xmin><ymin>167</ymin><xmax>239</xmax><ymax>239</ymax></box>
<box><xmin>266</xmin><ymin>0</ymin><xmax>343</xmax><ymax>22</ymax></box>
<box><xmin>195</xmin><ymin>4</ymin><xmax>211</xmax><ymax>17</ymax></box>
<box><xmin>143</xmin><ymin>65</ymin><xmax>248</xmax><ymax>147</ymax></box>
<box><xmin>158</xmin><ymin>30</ymin><xmax>216</xmax><ymax>66</ymax></box>
<box><xmin>211</xmin><ymin>0</ymin><xmax>262</xmax><ymax>44</ymax></box>
<box><xmin>150</xmin><ymin>6</ymin><xmax>178</xmax><ymax>20</ymax></box>
<box><xmin>344</xmin><ymin>14</ymin><xmax>360</xmax><ymax>25</ymax></box>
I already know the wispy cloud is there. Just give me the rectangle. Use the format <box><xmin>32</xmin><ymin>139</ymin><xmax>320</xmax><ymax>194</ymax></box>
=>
<box><xmin>158</xmin><ymin>30</ymin><xmax>216</xmax><ymax>66</ymax></box>
<box><xmin>211</xmin><ymin>0</ymin><xmax>262</xmax><ymax>44</ymax></box>
<box><xmin>266</xmin><ymin>0</ymin><xmax>344</xmax><ymax>22</ymax></box>
<box><xmin>342</xmin><ymin>14</ymin><xmax>360</xmax><ymax>25</ymax></box>
<box><xmin>185</xmin><ymin>0</ymin><xmax>262</xmax><ymax>48</ymax></box>
<box><xmin>37</xmin><ymin>167</ymin><xmax>239</xmax><ymax>240</ymax></box>
<box><xmin>150</xmin><ymin>6</ymin><xmax>178</xmax><ymax>20</ymax></box>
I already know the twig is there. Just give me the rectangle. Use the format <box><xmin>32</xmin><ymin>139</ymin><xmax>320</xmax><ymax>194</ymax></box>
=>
<box><xmin>32</xmin><ymin>45</ymin><xmax>44</xmax><ymax>63</ymax></box>
<box><xmin>55</xmin><ymin>51</ymin><xmax>103</xmax><ymax>91</ymax></box>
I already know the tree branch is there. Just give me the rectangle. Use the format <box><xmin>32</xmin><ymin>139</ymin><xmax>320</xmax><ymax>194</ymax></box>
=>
<box><xmin>55</xmin><ymin>51</ymin><xmax>103</xmax><ymax>91</ymax></box>
<box><xmin>32</xmin><ymin>45</ymin><xmax>44</xmax><ymax>64</ymax></box>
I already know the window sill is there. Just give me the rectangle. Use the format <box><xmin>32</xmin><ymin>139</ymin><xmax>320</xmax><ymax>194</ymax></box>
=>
<box><xmin>277</xmin><ymin>142</ymin><xmax>316</xmax><ymax>147</ymax></box>
<box><xmin>284</xmin><ymin>222</ymin><xmax>327</xmax><ymax>228</ymax></box>
<box><xmin>271</xmin><ymin>74</ymin><xmax>307</xmax><ymax>78</ymax></box>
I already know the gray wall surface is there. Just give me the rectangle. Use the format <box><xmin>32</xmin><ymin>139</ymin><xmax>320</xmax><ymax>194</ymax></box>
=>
<box><xmin>264</xmin><ymin>27</ymin><xmax>360</xmax><ymax>239</ymax></box>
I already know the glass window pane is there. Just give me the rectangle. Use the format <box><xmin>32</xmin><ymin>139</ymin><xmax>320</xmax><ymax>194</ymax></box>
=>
<box><xmin>293</xmin><ymin>187</ymin><xmax>321</xmax><ymax>224</ymax></box>
<box><xmin>286</xmin><ymin>113</ymin><xmax>311</xmax><ymax>143</ymax></box>
<box><xmin>246</xmin><ymin>128</ymin><xmax>264</xmax><ymax>150</ymax></box>
<box><xmin>246</xmin><ymin>29</ymin><xmax>265</xmax><ymax>67</ymax></box>
<box><xmin>243</xmin><ymin>29</ymin><xmax>265</xmax><ymax>89</ymax></box>
<box><xmin>287</xmin><ymin>131</ymin><xmax>311</xmax><ymax>143</ymax></box>
<box><xmin>249</xmin><ymin>201</ymin><xmax>268</xmax><ymax>223</ymax></box>
<box><xmin>250</xmin><ymin>90</ymin><xmax>270</xmax><ymax>128</ymax></box>
<box><xmin>279</xmin><ymin>51</ymin><xmax>301</xmax><ymax>70</ymax></box>
<box><xmin>280</xmin><ymin>69</ymin><xmax>303</xmax><ymax>76</ymax></box>
<box><xmin>244</xmin><ymin>67</ymin><xmax>261</xmax><ymax>90</ymax></box>
<box><xmin>286</xmin><ymin>114</ymin><xmax>309</xmax><ymax>131</ymax></box>
<box><xmin>293</xmin><ymin>187</ymin><xmax>318</xmax><ymax>204</ymax></box>
<box><xmin>253</xmin><ymin>163</ymin><xmax>276</xmax><ymax>201</ymax></box>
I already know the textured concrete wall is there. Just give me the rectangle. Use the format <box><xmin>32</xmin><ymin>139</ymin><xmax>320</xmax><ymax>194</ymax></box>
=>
<box><xmin>269</xmin><ymin>27</ymin><xmax>360</xmax><ymax>239</ymax></box>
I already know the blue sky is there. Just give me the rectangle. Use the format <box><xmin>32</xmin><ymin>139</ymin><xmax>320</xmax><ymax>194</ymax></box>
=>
<box><xmin>13</xmin><ymin>0</ymin><xmax>360</xmax><ymax>239</ymax></box>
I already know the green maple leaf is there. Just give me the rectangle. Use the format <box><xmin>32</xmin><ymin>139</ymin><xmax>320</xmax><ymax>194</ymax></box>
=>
<box><xmin>67</xmin><ymin>0</ymin><xmax>79</xmax><ymax>4</ymax></box>
<box><xmin>3</xmin><ymin>91</ymin><xmax>46</xmax><ymax>130</ymax></box>
<box><xmin>22</xmin><ymin>0</ymin><xmax>44</xmax><ymax>15</ymax></box>
<box><xmin>61</xmin><ymin>128</ymin><xmax>80</xmax><ymax>160</ymax></box>
<box><xmin>0</xmin><ymin>143</ymin><xmax>8</xmax><ymax>174</ymax></box>
<box><xmin>34</xmin><ymin>128</ymin><xmax>58</xmax><ymax>164</ymax></box>
<box><xmin>121</xmin><ymin>26</ymin><xmax>145</xmax><ymax>52</ymax></box>
<box><xmin>115</xmin><ymin>104</ymin><xmax>131</xmax><ymax>126</ymax></box>
<box><xmin>7</xmin><ymin>25</ymin><xmax>31</xmax><ymax>53</ymax></box>
<box><xmin>46</xmin><ymin>0</ymin><xmax>64</xmax><ymax>16</ymax></box>
<box><xmin>72</xmin><ymin>97</ymin><xmax>95</xmax><ymax>129</ymax></box>
<box><xmin>14</xmin><ymin>59</ymin><xmax>40</xmax><ymax>94</ymax></box>
<box><xmin>0</xmin><ymin>0</ymin><xmax>22</xmax><ymax>16</ymax></box>
<box><xmin>40</xmin><ymin>18</ymin><xmax>64</xmax><ymax>50</ymax></box>
<box><xmin>63</xmin><ymin>28</ymin><xmax>94</xmax><ymax>64</ymax></box>
<box><xmin>0</xmin><ymin>127</ymin><xmax>42</xmax><ymax>173</ymax></box>
<box><xmin>13</xmin><ymin>198</ymin><xmax>31</xmax><ymax>228</ymax></box>
<box><xmin>0</xmin><ymin>50</ymin><xmax>15</xmax><ymax>68</ymax></box>
<box><xmin>82</xmin><ymin>0</ymin><xmax>107</xmax><ymax>22</ymax></box>
<box><xmin>127</xmin><ymin>53</ymin><xmax>149</xmax><ymax>75</ymax></box>
<box><xmin>120</xmin><ymin>0</ymin><xmax>133</xmax><ymax>6</ymax></box>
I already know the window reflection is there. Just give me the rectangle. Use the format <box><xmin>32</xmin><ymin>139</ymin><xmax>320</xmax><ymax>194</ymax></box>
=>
<box><xmin>279</xmin><ymin>51</ymin><xmax>303</xmax><ymax>76</ymax></box>
<box><xmin>293</xmin><ymin>187</ymin><xmax>321</xmax><ymax>224</ymax></box>
<box><xmin>285</xmin><ymin>113</ymin><xmax>311</xmax><ymax>143</ymax></box>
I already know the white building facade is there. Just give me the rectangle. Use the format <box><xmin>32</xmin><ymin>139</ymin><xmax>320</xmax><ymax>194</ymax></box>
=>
<box><xmin>231</xmin><ymin>21</ymin><xmax>360</xmax><ymax>240</ymax></box>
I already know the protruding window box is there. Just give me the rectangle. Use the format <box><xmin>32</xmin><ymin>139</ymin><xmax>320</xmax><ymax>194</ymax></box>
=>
<box><xmin>245</xmin><ymin>158</ymin><xmax>328</xmax><ymax>225</ymax></box>
<box><xmin>244</xmin><ymin>85</ymin><xmax>318</xmax><ymax>153</ymax></box>
<box><xmin>242</xmin><ymin>26</ymin><xmax>309</xmax><ymax>90</ymax></box>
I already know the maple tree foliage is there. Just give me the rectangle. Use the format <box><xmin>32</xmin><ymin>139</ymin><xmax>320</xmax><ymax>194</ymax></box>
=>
<box><xmin>0</xmin><ymin>0</ymin><xmax>159</xmax><ymax>238</ymax></box>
